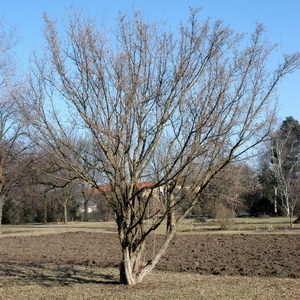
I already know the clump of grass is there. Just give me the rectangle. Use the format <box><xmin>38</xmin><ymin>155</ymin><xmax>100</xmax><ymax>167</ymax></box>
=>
<box><xmin>193</xmin><ymin>216</ymin><xmax>207</xmax><ymax>223</ymax></box>
<box><xmin>215</xmin><ymin>205</ymin><xmax>233</xmax><ymax>230</ymax></box>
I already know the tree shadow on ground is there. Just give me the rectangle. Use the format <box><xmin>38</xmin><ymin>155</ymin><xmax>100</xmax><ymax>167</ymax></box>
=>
<box><xmin>0</xmin><ymin>261</ymin><xmax>120</xmax><ymax>287</ymax></box>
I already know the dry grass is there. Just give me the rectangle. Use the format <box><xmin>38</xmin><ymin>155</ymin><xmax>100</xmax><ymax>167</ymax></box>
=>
<box><xmin>0</xmin><ymin>222</ymin><xmax>116</xmax><ymax>238</ymax></box>
<box><xmin>1</xmin><ymin>217</ymin><xmax>300</xmax><ymax>238</ymax></box>
<box><xmin>0</xmin><ymin>263</ymin><xmax>299</xmax><ymax>300</ymax></box>
<box><xmin>175</xmin><ymin>217</ymin><xmax>300</xmax><ymax>234</ymax></box>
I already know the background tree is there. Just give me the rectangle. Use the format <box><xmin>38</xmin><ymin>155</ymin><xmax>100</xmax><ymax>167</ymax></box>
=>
<box><xmin>0</xmin><ymin>21</ymin><xmax>22</xmax><ymax>230</ymax></box>
<box><xmin>271</xmin><ymin>117</ymin><xmax>300</xmax><ymax>224</ymax></box>
<box><xmin>79</xmin><ymin>183</ymin><xmax>92</xmax><ymax>222</ymax></box>
<box><xmin>44</xmin><ymin>183</ymin><xmax>81</xmax><ymax>223</ymax></box>
<box><xmin>197</xmin><ymin>163</ymin><xmax>259</xmax><ymax>225</ymax></box>
<box><xmin>1</xmin><ymin>151</ymin><xmax>40</xmax><ymax>224</ymax></box>
<box><xmin>18</xmin><ymin>10</ymin><xmax>300</xmax><ymax>285</ymax></box>
<box><xmin>212</xmin><ymin>163</ymin><xmax>257</xmax><ymax>217</ymax></box>
<box><xmin>257</xmin><ymin>157</ymin><xmax>280</xmax><ymax>215</ymax></box>
<box><xmin>28</xmin><ymin>150</ymin><xmax>83</xmax><ymax>223</ymax></box>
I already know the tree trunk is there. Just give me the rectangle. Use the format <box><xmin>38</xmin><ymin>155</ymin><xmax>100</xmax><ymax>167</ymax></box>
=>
<box><xmin>0</xmin><ymin>196</ymin><xmax>3</xmax><ymax>233</ymax></box>
<box><xmin>0</xmin><ymin>178</ymin><xmax>5</xmax><ymax>232</ymax></box>
<box><xmin>119</xmin><ymin>228</ymin><xmax>175</xmax><ymax>285</ymax></box>
<box><xmin>118</xmin><ymin>233</ymin><xmax>175</xmax><ymax>286</ymax></box>
<box><xmin>274</xmin><ymin>187</ymin><xmax>278</xmax><ymax>214</ymax></box>
<box><xmin>63</xmin><ymin>201</ymin><xmax>68</xmax><ymax>224</ymax></box>
<box><xmin>289</xmin><ymin>203</ymin><xmax>294</xmax><ymax>228</ymax></box>
<box><xmin>134</xmin><ymin>230</ymin><xmax>175</xmax><ymax>283</ymax></box>
<box><xmin>118</xmin><ymin>195</ymin><xmax>176</xmax><ymax>285</ymax></box>
<box><xmin>43</xmin><ymin>196</ymin><xmax>47</xmax><ymax>224</ymax></box>
<box><xmin>283</xmin><ymin>189</ymin><xmax>290</xmax><ymax>217</ymax></box>
<box><xmin>83</xmin><ymin>200</ymin><xmax>88</xmax><ymax>222</ymax></box>
<box><xmin>119</xmin><ymin>247</ymin><xmax>138</xmax><ymax>285</ymax></box>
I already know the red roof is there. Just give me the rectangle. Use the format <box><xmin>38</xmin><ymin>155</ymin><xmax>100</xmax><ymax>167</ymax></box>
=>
<box><xmin>96</xmin><ymin>185</ymin><xmax>112</xmax><ymax>192</ymax></box>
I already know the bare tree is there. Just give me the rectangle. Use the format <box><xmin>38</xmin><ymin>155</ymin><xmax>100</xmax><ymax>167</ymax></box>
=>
<box><xmin>18</xmin><ymin>10</ymin><xmax>300</xmax><ymax>284</ymax></box>
<box><xmin>0</xmin><ymin>21</ymin><xmax>20</xmax><ymax>230</ymax></box>
<box><xmin>0</xmin><ymin>102</ymin><xmax>20</xmax><ymax>227</ymax></box>
<box><xmin>80</xmin><ymin>184</ymin><xmax>92</xmax><ymax>222</ymax></box>
<box><xmin>292</xmin><ymin>180</ymin><xmax>300</xmax><ymax>223</ymax></box>
<box><xmin>28</xmin><ymin>151</ymin><xmax>83</xmax><ymax>223</ymax></box>
<box><xmin>54</xmin><ymin>182</ymin><xmax>80</xmax><ymax>224</ymax></box>
<box><xmin>201</xmin><ymin>163</ymin><xmax>259</xmax><ymax>218</ymax></box>
<box><xmin>4</xmin><ymin>155</ymin><xmax>46</xmax><ymax>224</ymax></box>
<box><xmin>271</xmin><ymin>123</ymin><xmax>300</xmax><ymax>225</ymax></box>
<box><xmin>290</xmin><ymin>180</ymin><xmax>300</xmax><ymax>222</ymax></box>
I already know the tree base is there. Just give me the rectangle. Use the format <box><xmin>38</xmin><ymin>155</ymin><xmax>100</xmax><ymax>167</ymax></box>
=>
<box><xmin>119</xmin><ymin>261</ymin><xmax>128</xmax><ymax>285</ymax></box>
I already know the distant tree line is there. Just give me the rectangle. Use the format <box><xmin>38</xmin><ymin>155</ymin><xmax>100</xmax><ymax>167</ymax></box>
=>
<box><xmin>1</xmin><ymin>116</ymin><xmax>299</xmax><ymax>224</ymax></box>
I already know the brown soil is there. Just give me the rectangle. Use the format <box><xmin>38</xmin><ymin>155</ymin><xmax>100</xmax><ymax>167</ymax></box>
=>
<box><xmin>0</xmin><ymin>232</ymin><xmax>299</xmax><ymax>278</ymax></box>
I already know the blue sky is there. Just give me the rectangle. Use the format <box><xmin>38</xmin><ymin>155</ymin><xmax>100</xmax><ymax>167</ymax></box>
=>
<box><xmin>1</xmin><ymin>0</ymin><xmax>299</xmax><ymax>123</ymax></box>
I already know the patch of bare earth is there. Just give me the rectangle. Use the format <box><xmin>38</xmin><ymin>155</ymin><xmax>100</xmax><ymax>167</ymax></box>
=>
<box><xmin>0</xmin><ymin>232</ymin><xmax>299</xmax><ymax>278</ymax></box>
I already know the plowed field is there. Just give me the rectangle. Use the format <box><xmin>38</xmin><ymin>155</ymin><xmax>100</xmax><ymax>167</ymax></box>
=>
<box><xmin>1</xmin><ymin>232</ymin><xmax>299</xmax><ymax>278</ymax></box>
